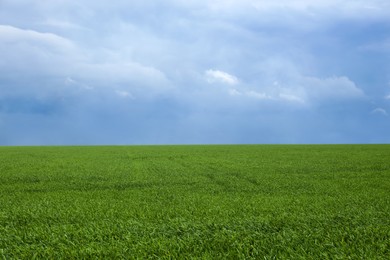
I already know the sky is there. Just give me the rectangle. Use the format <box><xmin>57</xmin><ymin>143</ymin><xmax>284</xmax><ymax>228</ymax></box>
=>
<box><xmin>0</xmin><ymin>0</ymin><xmax>390</xmax><ymax>145</ymax></box>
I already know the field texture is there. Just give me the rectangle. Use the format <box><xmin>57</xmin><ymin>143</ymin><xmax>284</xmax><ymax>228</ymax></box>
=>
<box><xmin>0</xmin><ymin>145</ymin><xmax>389</xmax><ymax>259</ymax></box>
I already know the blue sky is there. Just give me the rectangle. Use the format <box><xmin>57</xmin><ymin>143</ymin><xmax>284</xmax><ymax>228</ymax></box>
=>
<box><xmin>0</xmin><ymin>0</ymin><xmax>389</xmax><ymax>145</ymax></box>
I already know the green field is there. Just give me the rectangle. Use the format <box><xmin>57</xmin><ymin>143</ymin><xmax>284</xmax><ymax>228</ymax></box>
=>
<box><xmin>0</xmin><ymin>145</ymin><xmax>389</xmax><ymax>259</ymax></box>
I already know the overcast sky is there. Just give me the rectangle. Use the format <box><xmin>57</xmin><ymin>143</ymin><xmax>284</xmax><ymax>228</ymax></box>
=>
<box><xmin>1</xmin><ymin>0</ymin><xmax>389</xmax><ymax>145</ymax></box>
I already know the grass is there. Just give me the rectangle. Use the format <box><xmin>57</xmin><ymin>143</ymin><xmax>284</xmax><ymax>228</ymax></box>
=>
<box><xmin>0</xmin><ymin>144</ymin><xmax>389</xmax><ymax>259</ymax></box>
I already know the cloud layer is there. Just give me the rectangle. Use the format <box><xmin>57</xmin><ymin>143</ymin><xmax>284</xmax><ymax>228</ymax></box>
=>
<box><xmin>0</xmin><ymin>0</ymin><xmax>389</xmax><ymax>144</ymax></box>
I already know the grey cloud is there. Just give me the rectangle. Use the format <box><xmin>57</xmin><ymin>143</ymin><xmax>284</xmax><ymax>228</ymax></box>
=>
<box><xmin>1</xmin><ymin>0</ymin><xmax>390</xmax><ymax>145</ymax></box>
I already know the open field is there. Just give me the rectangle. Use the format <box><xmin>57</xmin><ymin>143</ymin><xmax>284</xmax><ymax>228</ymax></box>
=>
<box><xmin>0</xmin><ymin>145</ymin><xmax>389</xmax><ymax>258</ymax></box>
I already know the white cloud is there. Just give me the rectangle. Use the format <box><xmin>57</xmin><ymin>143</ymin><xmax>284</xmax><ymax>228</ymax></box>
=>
<box><xmin>0</xmin><ymin>25</ymin><xmax>74</xmax><ymax>50</ymax></box>
<box><xmin>64</xmin><ymin>77</ymin><xmax>93</xmax><ymax>90</ymax></box>
<box><xmin>0</xmin><ymin>24</ymin><xmax>171</xmax><ymax>97</ymax></box>
<box><xmin>115</xmin><ymin>90</ymin><xmax>134</xmax><ymax>99</ymax></box>
<box><xmin>75</xmin><ymin>62</ymin><xmax>169</xmax><ymax>86</ymax></box>
<box><xmin>222</xmin><ymin>74</ymin><xmax>364</xmax><ymax>108</ymax></box>
<box><xmin>228</xmin><ymin>88</ymin><xmax>242</xmax><ymax>96</ymax></box>
<box><xmin>0</xmin><ymin>25</ymin><xmax>78</xmax><ymax>77</ymax></box>
<box><xmin>205</xmin><ymin>0</ymin><xmax>390</xmax><ymax>16</ymax></box>
<box><xmin>302</xmin><ymin>76</ymin><xmax>364</xmax><ymax>100</ymax></box>
<box><xmin>205</xmin><ymin>69</ymin><xmax>239</xmax><ymax>85</ymax></box>
<box><xmin>228</xmin><ymin>89</ymin><xmax>295</xmax><ymax>102</ymax></box>
<box><xmin>279</xmin><ymin>93</ymin><xmax>305</xmax><ymax>103</ymax></box>
<box><xmin>246</xmin><ymin>91</ymin><xmax>272</xmax><ymax>100</ymax></box>
<box><xmin>371</xmin><ymin>108</ymin><xmax>388</xmax><ymax>116</ymax></box>
<box><xmin>385</xmin><ymin>95</ymin><xmax>390</xmax><ymax>100</ymax></box>
<box><xmin>40</xmin><ymin>19</ymin><xmax>86</xmax><ymax>30</ymax></box>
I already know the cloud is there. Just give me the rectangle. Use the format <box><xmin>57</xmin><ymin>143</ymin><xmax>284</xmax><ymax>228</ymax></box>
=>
<box><xmin>302</xmin><ymin>76</ymin><xmax>365</xmax><ymax>100</ymax></box>
<box><xmin>283</xmin><ymin>75</ymin><xmax>365</xmax><ymax>104</ymax></box>
<box><xmin>0</xmin><ymin>0</ymin><xmax>389</xmax><ymax>145</ymax></box>
<box><xmin>359</xmin><ymin>38</ymin><xmax>390</xmax><ymax>53</ymax></box>
<box><xmin>279</xmin><ymin>93</ymin><xmax>305</xmax><ymax>103</ymax></box>
<box><xmin>228</xmin><ymin>89</ymin><xmax>273</xmax><ymax>101</ymax></box>
<box><xmin>74</xmin><ymin>62</ymin><xmax>170</xmax><ymax>90</ymax></box>
<box><xmin>205</xmin><ymin>69</ymin><xmax>239</xmax><ymax>85</ymax></box>
<box><xmin>40</xmin><ymin>19</ymin><xmax>86</xmax><ymax>30</ymax></box>
<box><xmin>0</xmin><ymin>24</ymin><xmax>74</xmax><ymax>50</ymax></box>
<box><xmin>0</xmin><ymin>25</ymin><xmax>78</xmax><ymax>81</ymax></box>
<box><xmin>226</xmin><ymin>74</ymin><xmax>363</xmax><ymax>106</ymax></box>
<box><xmin>0</xmin><ymin>24</ymin><xmax>171</xmax><ymax>99</ymax></box>
<box><xmin>371</xmin><ymin>108</ymin><xmax>388</xmax><ymax>116</ymax></box>
<box><xmin>115</xmin><ymin>90</ymin><xmax>134</xmax><ymax>99</ymax></box>
<box><xmin>228</xmin><ymin>88</ymin><xmax>242</xmax><ymax>97</ymax></box>
<box><xmin>207</xmin><ymin>0</ymin><xmax>390</xmax><ymax>17</ymax></box>
<box><xmin>247</xmin><ymin>91</ymin><xmax>273</xmax><ymax>100</ymax></box>
<box><xmin>64</xmin><ymin>77</ymin><xmax>93</xmax><ymax>90</ymax></box>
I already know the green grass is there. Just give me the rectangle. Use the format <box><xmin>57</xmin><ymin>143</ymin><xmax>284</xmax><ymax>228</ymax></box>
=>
<box><xmin>0</xmin><ymin>144</ymin><xmax>389</xmax><ymax>259</ymax></box>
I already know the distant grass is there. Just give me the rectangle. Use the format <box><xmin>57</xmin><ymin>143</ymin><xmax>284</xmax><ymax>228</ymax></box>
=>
<box><xmin>0</xmin><ymin>145</ymin><xmax>389</xmax><ymax>259</ymax></box>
